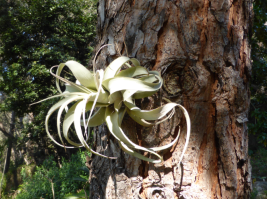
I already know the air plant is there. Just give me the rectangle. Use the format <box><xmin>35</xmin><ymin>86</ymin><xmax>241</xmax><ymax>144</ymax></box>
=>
<box><xmin>33</xmin><ymin>52</ymin><xmax>190</xmax><ymax>164</ymax></box>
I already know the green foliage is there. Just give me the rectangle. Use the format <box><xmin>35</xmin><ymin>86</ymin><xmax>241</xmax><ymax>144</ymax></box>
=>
<box><xmin>247</xmin><ymin>4</ymin><xmax>267</xmax><ymax>197</ymax></box>
<box><xmin>16</xmin><ymin>150</ymin><xmax>88</xmax><ymax>199</ymax></box>
<box><xmin>248</xmin><ymin>0</ymin><xmax>267</xmax><ymax>148</ymax></box>
<box><xmin>0</xmin><ymin>0</ymin><xmax>97</xmax><ymax>159</ymax></box>
<box><xmin>0</xmin><ymin>172</ymin><xmax>7</xmax><ymax>196</ymax></box>
<box><xmin>0</xmin><ymin>0</ymin><xmax>97</xmax><ymax>115</ymax></box>
<box><xmin>250</xmin><ymin>188</ymin><xmax>258</xmax><ymax>199</ymax></box>
<box><xmin>248</xmin><ymin>108</ymin><xmax>267</xmax><ymax>146</ymax></box>
<box><xmin>251</xmin><ymin>0</ymin><xmax>267</xmax><ymax>85</ymax></box>
<box><xmin>250</xmin><ymin>148</ymin><xmax>267</xmax><ymax>180</ymax></box>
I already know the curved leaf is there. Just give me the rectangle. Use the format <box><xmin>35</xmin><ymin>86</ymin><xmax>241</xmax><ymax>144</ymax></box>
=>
<box><xmin>58</xmin><ymin>61</ymin><xmax>96</xmax><ymax>90</ymax></box>
<box><xmin>102</xmin><ymin>76</ymin><xmax>162</xmax><ymax>94</ymax></box>
<box><xmin>129</xmin><ymin>102</ymin><xmax>177</xmax><ymax>120</ymax></box>
<box><xmin>50</xmin><ymin>66</ymin><xmax>93</xmax><ymax>94</ymax></box>
<box><xmin>115</xmin><ymin>66</ymin><xmax>148</xmax><ymax>78</ymax></box>
<box><xmin>74</xmin><ymin>101</ymin><xmax>116</xmax><ymax>159</ymax></box>
<box><xmin>105</xmin><ymin>106</ymin><xmax>163</xmax><ymax>163</ymax></box>
<box><xmin>45</xmin><ymin>97</ymin><xmax>80</xmax><ymax>148</ymax></box>
<box><xmin>103</xmin><ymin>56</ymin><xmax>131</xmax><ymax>81</ymax></box>
<box><xmin>57</xmin><ymin>95</ymin><xmax>85</xmax><ymax>146</ymax></box>
<box><xmin>119</xmin><ymin>142</ymin><xmax>162</xmax><ymax>163</ymax></box>
<box><xmin>63</xmin><ymin>103</ymin><xmax>107</xmax><ymax>146</ymax></box>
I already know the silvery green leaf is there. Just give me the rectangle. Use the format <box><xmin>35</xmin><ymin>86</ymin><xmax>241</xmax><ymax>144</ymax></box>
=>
<box><xmin>115</xmin><ymin>66</ymin><xmax>148</xmax><ymax>78</ymax></box>
<box><xmin>105</xmin><ymin>106</ymin><xmax>163</xmax><ymax>162</ymax></box>
<box><xmin>58</xmin><ymin>60</ymin><xmax>96</xmax><ymax>90</ymax></box>
<box><xmin>45</xmin><ymin>96</ymin><xmax>81</xmax><ymax>148</ymax></box>
<box><xmin>133</xmin><ymin>91</ymin><xmax>158</xmax><ymax>99</ymax></box>
<box><xmin>63</xmin><ymin>102</ymin><xmax>106</xmax><ymax>146</ymax></box>
<box><xmin>126</xmin><ymin>108</ymin><xmax>154</xmax><ymax>127</ymax></box>
<box><xmin>129</xmin><ymin>102</ymin><xmax>178</xmax><ymax>120</ymax></box>
<box><xmin>50</xmin><ymin>66</ymin><xmax>93</xmax><ymax>94</ymax></box>
<box><xmin>123</xmin><ymin>99</ymin><xmax>141</xmax><ymax>111</ymax></box>
<box><xmin>108</xmin><ymin>91</ymin><xmax>122</xmax><ymax>104</ymax></box>
<box><xmin>102</xmin><ymin>76</ymin><xmax>162</xmax><ymax>94</ymax></box>
<box><xmin>64</xmin><ymin>84</ymin><xmax>82</xmax><ymax>93</ymax></box>
<box><xmin>84</xmin><ymin>69</ymin><xmax>105</xmax><ymax>131</ymax></box>
<box><xmin>128</xmin><ymin>58</ymin><xmax>140</xmax><ymax>66</ymax></box>
<box><xmin>57</xmin><ymin>95</ymin><xmax>85</xmax><ymax>146</ymax></box>
<box><xmin>74</xmin><ymin>100</ymin><xmax>116</xmax><ymax>159</ymax></box>
<box><xmin>118</xmin><ymin>107</ymin><xmax>126</xmax><ymax>126</ymax></box>
<box><xmin>30</xmin><ymin>92</ymin><xmax>88</xmax><ymax>106</ymax></box>
<box><xmin>122</xmin><ymin>90</ymin><xmax>137</xmax><ymax>101</ymax></box>
<box><xmin>119</xmin><ymin>142</ymin><xmax>162</xmax><ymax>163</ymax></box>
<box><xmin>103</xmin><ymin>56</ymin><xmax>131</xmax><ymax>81</ymax></box>
<box><xmin>138</xmin><ymin>74</ymin><xmax>159</xmax><ymax>83</ymax></box>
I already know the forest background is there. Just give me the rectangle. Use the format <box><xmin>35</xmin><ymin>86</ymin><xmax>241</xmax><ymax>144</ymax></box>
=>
<box><xmin>0</xmin><ymin>0</ymin><xmax>266</xmax><ymax>198</ymax></box>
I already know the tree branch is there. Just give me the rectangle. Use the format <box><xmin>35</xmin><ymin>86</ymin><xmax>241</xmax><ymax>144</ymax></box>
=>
<box><xmin>0</xmin><ymin>123</ymin><xmax>14</xmax><ymax>138</ymax></box>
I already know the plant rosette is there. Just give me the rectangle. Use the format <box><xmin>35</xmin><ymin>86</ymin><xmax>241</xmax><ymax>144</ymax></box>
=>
<box><xmin>32</xmin><ymin>54</ymin><xmax>191</xmax><ymax>164</ymax></box>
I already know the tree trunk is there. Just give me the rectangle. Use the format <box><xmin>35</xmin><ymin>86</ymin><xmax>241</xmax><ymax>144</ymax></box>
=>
<box><xmin>4</xmin><ymin>111</ymin><xmax>16</xmax><ymax>174</ymax></box>
<box><xmin>90</xmin><ymin>0</ymin><xmax>252</xmax><ymax>198</ymax></box>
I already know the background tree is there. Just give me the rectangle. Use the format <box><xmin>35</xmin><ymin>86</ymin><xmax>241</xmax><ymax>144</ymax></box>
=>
<box><xmin>0</xmin><ymin>1</ymin><xmax>97</xmax><ymax>195</ymax></box>
<box><xmin>89</xmin><ymin>0</ymin><xmax>253</xmax><ymax>198</ymax></box>
<box><xmin>247</xmin><ymin>0</ymin><xmax>267</xmax><ymax>185</ymax></box>
<box><xmin>0</xmin><ymin>0</ymin><xmax>97</xmax><ymax>169</ymax></box>
<box><xmin>249</xmin><ymin>0</ymin><xmax>267</xmax><ymax>146</ymax></box>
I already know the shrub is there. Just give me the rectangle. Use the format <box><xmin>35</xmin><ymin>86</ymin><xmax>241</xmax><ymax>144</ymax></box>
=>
<box><xmin>250</xmin><ymin>147</ymin><xmax>267</xmax><ymax>181</ymax></box>
<box><xmin>16</xmin><ymin>150</ymin><xmax>88</xmax><ymax>199</ymax></box>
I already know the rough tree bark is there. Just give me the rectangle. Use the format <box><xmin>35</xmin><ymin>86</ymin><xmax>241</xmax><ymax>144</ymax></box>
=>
<box><xmin>89</xmin><ymin>0</ymin><xmax>253</xmax><ymax>198</ymax></box>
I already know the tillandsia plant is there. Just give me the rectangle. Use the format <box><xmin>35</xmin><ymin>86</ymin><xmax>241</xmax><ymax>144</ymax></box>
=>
<box><xmin>32</xmin><ymin>50</ymin><xmax>191</xmax><ymax>164</ymax></box>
